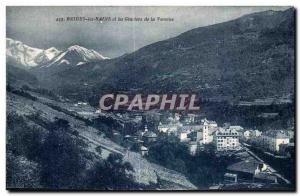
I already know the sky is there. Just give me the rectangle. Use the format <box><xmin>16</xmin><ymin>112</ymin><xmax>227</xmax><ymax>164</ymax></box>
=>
<box><xmin>6</xmin><ymin>6</ymin><xmax>289</xmax><ymax>58</ymax></box>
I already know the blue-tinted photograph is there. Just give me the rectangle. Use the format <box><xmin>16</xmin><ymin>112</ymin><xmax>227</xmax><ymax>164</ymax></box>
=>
<box><xmin>6</xmin><ymin>6</ymin><xmax>295</xmax><ymax>191</ymax></box>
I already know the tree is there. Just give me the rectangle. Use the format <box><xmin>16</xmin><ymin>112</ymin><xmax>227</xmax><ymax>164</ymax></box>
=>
<box><xmin>7</xmin><ymin>114</ymin><xmax>43</xmax><ymax>162</ymax></box>
<box><xmin>86</xmin><ymin>153</ymin><xmax>136</xmax><ymax>190</ymax></box>
<box><xmin>39</xmin><ymin>118</ymin><xmax>85</xmax><ymax>189</ymax></box>
<box><xmin>95</xmin><ymin>146</ymin><xmax>102</xmax><ymax>155</ymax></box>
<box><xmin>147</xmin><ymin>135</ymin><xmax>188</xmax><ymax>174</ymax></box>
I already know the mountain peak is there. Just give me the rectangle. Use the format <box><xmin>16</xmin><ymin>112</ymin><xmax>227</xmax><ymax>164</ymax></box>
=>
<box><xmin>66</xmin><ymin>44</ymin><xmax>108</xmax><ymax>61</ymax></box>
<box><xmin>7</xmin><ymin>38</ymin><xmax>45</xmax><ymax>67</ymax></box>
<box><xmin>40</xmin><ymin>44</ymin><xmax>109</xmax><ymax>69</ymax></box>
<box><xmin>46</xmin><ymin>47</ymin><xmax>60</xmax><ymax>52</ymax></box>
<box><xmin>7</xmin><ymin>39</ymin><xmax>109</xmax><ymax>69</ymax></box>
<box><xmin>67</xmin><ymin>45</ymin><xmax>86</xmax><ymax>51</ymax></box>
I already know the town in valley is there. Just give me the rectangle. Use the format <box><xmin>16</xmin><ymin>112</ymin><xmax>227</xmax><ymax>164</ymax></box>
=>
<box><xmin>6</xmin><ymin>7</ymin><xmax>295</xmax><ymax>191</ymax></box>
<box><xmin>69</xmin><ymin>97</ymin><xmax>295</xmax><ymax>190</ymax></box>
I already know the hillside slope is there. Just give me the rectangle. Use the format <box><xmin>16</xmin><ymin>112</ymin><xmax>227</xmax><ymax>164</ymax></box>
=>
<box><xmin>7</xmin><ymin>88</ymin><xmax>196</xmax><ymax>190</ymax></box>
<box><xmin>38</xmin><ymin>8</ymin><xmax>294</xmax><ymax>101</ymax></box>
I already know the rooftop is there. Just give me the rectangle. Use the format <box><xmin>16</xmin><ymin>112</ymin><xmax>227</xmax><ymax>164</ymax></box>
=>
<box><xmin>143</xmin><ymin>131</ymin><xmax>157</xmax><ymax>138</ymax></box>
<box><xmin>264</xmin><ymin>130</ymin><xmax>289</xmax><ymax>139</ymax></box>
<box><xmin>140</xmin><ymin>146</ymin><xmax>148</xmax><ymax>151</ymax></box>
<box><xmin>227</xmin><ymin>159</ymin><xmax>263</xmax><ymax>174</ymax></box>
<box><xmin>216</xmin><ymin>128</ymin><xmax>239</xmax><ymax>136</ymax></box>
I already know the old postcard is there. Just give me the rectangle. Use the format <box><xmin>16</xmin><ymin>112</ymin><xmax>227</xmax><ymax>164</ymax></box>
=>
<box><xmin>6</xmin><ymin>6</ymin><xmax>295</xmax><ymax>191</ymax></box>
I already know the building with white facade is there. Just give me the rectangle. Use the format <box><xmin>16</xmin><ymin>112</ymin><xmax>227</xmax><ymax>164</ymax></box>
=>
<box><xmin>215</xmin><ymin>128</ymin><xmax>240</xmax><ymax>151</ymax></box>
<box><xmin>188</xmin><ymin>141</ymin><xmax>198</xmax><ymax>155</ymax></box>
<box><xmin>140</xmin><ymin>146</ymin><xmax>148</xmax><ymax>156</ymax></box>
<box><xmin>179</xmin><ymin>131</ymin><xmax>189</xmax><ymax>142</ymax></box>
<box><xmin>254</xmin><ymin>130</ymin><xmax>262</xmax><ymax>137</ymax></box>
<box><xmin>242</xmin><ymin>129</ymin><xmax>262</xmax><ymax>141</ymax></box>
<box><xmin>260</xmin><ymin>130</ymin><xmax>290</xmax><ymax>152</ymax></box>
<box><xmin>202</xmin><ymin>120</ymin><xmax>212</xmax><ymax>144</ymax></box>
<box><xmin>157</xmin><ymin>121</ymin><xmax>183</xmax><ymax>134</ymax></box>
<box><xmin>201</xmin><ymin>118</ymin><xmax>217</xmax><ymax>144</ymax></box>
<box><xmin>243</xmin><ymin>130</ymin><xmax>252</xmax><ymax>140</ymax></box>
<box><xmin>185</xmin><ymin>114</ymin><xmax>197</xmax><ymax>124</ymax></box>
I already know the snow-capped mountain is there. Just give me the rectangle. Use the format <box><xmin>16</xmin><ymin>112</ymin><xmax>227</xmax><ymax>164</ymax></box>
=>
<box><xmin>44</xmin><ymin>45</ymin><xmax>109</xmax><ymax>67</ymax></box>
<box><xmin>6</xmin><ymin>38</ymin><xmax>61</xmax><ymax>67</ymax></box>
<box><xmin>7</xmin><ymin>38</ymin><xmax>109</xmax><ymax>68</ymax></box>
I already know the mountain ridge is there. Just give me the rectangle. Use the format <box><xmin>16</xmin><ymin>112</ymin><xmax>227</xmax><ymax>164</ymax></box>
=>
<box><xmin>6</xmin><ymin>38</ymin><xmax>61</xmax><ymax>67</ymax></box>
<box><xmin>6</xmin><ymin>38</ymin><xmax>109</xmax><ymax>69</ymax></box>
<box><xmin>49</xmin><ymin>8</ymin><xmax>294</xmax><ymax>101</ymax></box>
<box><xmin>8</xmin><ymin>8</ymin><xmax>295</xmax><ymax>102</ymax></box>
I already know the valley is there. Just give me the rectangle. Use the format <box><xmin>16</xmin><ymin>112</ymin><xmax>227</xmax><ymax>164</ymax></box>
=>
<box><xmin>6</xmin><ymin>7</ymin><xmax>295</xmax><ymax>191</ymax></box>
